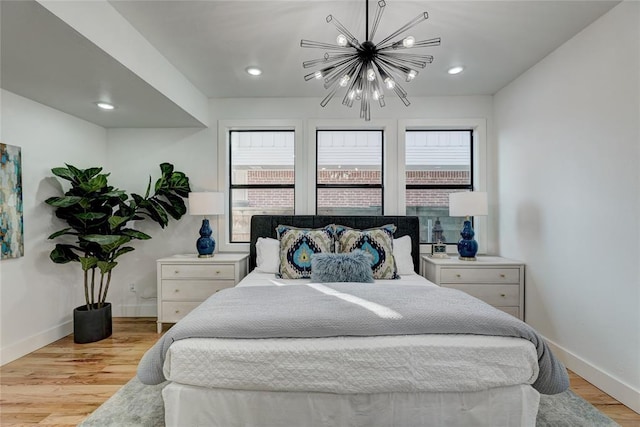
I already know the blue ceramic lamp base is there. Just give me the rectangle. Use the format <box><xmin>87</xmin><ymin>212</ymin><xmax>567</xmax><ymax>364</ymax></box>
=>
<box><xmin>196</xmin><ymin>218</ymin><xmax>216</xmax><ymax>258</ymax></box>
<box><xmin>457</xmin><ymin>219</ymin><xmax>478</xmax><ymax>261</ymax></box>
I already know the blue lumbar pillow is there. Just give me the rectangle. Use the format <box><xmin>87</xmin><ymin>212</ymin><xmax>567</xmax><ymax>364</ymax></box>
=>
<box><xmin>311</xmin><ymin>250</ymin><xmax>374</xmax><ymax>283</ymax></box>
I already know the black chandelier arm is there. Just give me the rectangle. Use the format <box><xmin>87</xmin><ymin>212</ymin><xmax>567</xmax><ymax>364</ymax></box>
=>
<box><xmin>375</xmin><ymin>60</ymin><xmax>409</xmax><ymax>100</ymax></box>
<box><xmin>378</xmin><ymin>36</ymin><xmax>442</xmax><ymax>51</ymax></box>
<box><xmin>379</xmin><ymin>52</ymin><xmax>431</xmax><ymax>69</ymax></box>
<box><xmin>320</xmin><ymin>84</ymin><xmax>341</xmax><ymax>107</ymax></box>
<box><xmin>376</xmin><ymin>12</ymin><xmax>429</xmax><ymax>47</ymax></box>
<box><xmin>303</xmin><ymin>55</ymin><xmax>358</xmax><ymax>81</ymax></box>
<box><xmin>368</xmin><ymin>0</ymin><xmax>386</xmax><ymax>41</ymax></box>
<box><xmin>323</xmin><ymin>59</ymin><xmax>360</xmax><ymax>89</ymax></box>
<box><xmin>303</xmin><ymin>54</ymin><xmax>331</xmax><ymax>69</ymax></box>
<box><xmin>376</xmin><ymin>56</ymin><xmax>413</xmax><ymax>77</ymax></box>
<box><xmin>303</xmin><ymin>52</ymin><xmax>359</xmax><ymax>69</ymax></box>
<box><xmin>326</xmin><ymin>15</ymin><xmax>361</xmax><ymax>48</ymax></box>
<box><xmin>300</xmin><ymin>39</ymin><xmax>356</xmax><ymax>51</ymax></box>
<box><xmin>341</xmin><ymin>62</ymin><xmax>368</xmax><ymax>108</ymax></box>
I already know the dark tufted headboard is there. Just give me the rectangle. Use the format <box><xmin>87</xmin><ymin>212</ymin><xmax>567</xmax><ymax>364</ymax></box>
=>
<box><xmin>249</xmin><ymin>215</ymin><xmax>421</xmax><ymax>274</ymax></box>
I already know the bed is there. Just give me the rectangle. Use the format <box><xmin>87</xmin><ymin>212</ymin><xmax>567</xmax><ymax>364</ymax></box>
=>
<box><xmin>138</xmin><ymin>215</ymin><xmax>569</xmax><ymax>427</ymax></box>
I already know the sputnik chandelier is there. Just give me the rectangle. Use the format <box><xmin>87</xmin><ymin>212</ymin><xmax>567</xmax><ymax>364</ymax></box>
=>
<box><xmin>301</xmin><ymin>0</ymin><xmax>441</xmax><ymax>121</ymax></box>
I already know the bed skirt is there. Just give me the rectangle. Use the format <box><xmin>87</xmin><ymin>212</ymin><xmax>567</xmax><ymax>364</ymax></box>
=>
<box><xmin>163</xmin><ymin>383</ymin><xmax>540</xmax><ymax>427</ymax></box>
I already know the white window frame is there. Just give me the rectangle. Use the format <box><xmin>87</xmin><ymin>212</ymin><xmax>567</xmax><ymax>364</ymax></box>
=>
<box><xmin>217</xmin><ymin>119</ymin><xmax>304</xmax><ymax>252</ymax></box>
<box><xmin>398</xmin><ymin>119</ymin><xmax>488</xmax><ymax>255</ymax></box>
<box><xmin>216</xmin><ymin>118</ymin><xmax>486</xmax><ymax>255</ymax></box>
<box><xmin>307</xmin><ymin>119</ymin><xmax>397</xmax><ymax>213</ymax></box>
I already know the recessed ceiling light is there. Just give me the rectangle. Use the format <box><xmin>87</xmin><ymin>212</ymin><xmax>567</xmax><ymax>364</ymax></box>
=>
<box><xmin>246</xmin><ymin>67</ymin><xmax>262</xmax><ymax>76</ymax></box>
<box><xmin>96</xmin><ymin>102</ymin><xmax>115</xmax><ymax>110</ymax></box>
<box><xmin>447</xmin><ymin>66</ymin><xmax>465</xmax><ymax>75</ymax></box>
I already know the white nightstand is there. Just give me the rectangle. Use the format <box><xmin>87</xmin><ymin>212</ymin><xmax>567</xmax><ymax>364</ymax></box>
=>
<box><xmin>156</xmin><ymin>253</ymin><xmax>249</xmax><ymax>333</ymax></box>
<box><xmin>421</xmin><ymin>255</ymin><xmax>525</xmax><ymax>320</ymax></box>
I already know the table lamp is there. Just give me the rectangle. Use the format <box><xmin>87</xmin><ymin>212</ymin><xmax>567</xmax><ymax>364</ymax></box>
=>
<box><xmin>449</xmin><ymin>191</ymin><xmax>488</xmax><ymax>261</ymax></box>
<box><xmin>188</xmin><ymin>192</ymin><xmax>224</xmax><ymax>257</ymax></box>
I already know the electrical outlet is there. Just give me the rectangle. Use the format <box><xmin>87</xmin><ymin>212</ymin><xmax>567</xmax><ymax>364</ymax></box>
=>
<box><xmin>129</xmin><ymin>283</ymin><xmax>136</xmax><ymax>292</ymax></box>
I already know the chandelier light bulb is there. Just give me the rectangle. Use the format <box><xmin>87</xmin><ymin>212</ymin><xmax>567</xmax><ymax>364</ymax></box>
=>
<box><xmin>372</xmin><ymin>90</ymin><xmax>380</xmax><ymax>100</ymax></box>
<box><xmin>314</xmin><ymin>71</ymin><xmax>323</xmax><ymax>79</ymax></box>
<box><xmin>407</xmin><ymin>70</ymin><xmax>417</xmax><ymax>81</ymax></box>
<box><xmin>402</xmin><ymin>36</ymin><xmax>416</xmax><ymax>48</ymax></box>
<box><xmin>384</xmin><ymin>77</ymin><xmax>396</xmax><ymax>89</ymax></box>
<box><xmin>339</xmin><ymin>74</ymin><xmax>350</xmax><ymax>87</ymax></box>
<box><xmin>348</xmin><ymin>90</ymin><xmax>356</xmax><ymax>100</ymax></box>
<box><xmin>336</xmin><ymin>34</ymin><xmax>348</xmax><ymax>47</ymax></box>
<box><xmin>366</xmin><ymin>68</ymin><xmax>376</xmax><ymax>81</ymax></box>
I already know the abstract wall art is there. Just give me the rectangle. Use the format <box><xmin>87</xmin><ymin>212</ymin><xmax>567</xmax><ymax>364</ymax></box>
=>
<box><xmin>1</xmin><ymin>143</ymin><xmax>24</xmax><ymax>259</ymax></box>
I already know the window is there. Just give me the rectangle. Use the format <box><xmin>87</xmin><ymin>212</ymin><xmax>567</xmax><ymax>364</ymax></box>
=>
<box><xmin>229</xmin><ymin>130</ymin><xmax>295</xmax><ymax>242</ymax></box>
<box><xmin>316</xmin><ymin>130</ymin><xmax>383</xmax><ymax>215</ymax></box>
<box><xmin>405</xmin><ymin>130</ymin><xmax>473</xmax><ymax>244</ymax></box>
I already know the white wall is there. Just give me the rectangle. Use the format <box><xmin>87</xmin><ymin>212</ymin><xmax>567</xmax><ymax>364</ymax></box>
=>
<box><xmin>0</xmin><ymin>90</ymin><xmax>107</xmax><ymax>364</ymax></box>
<box><xmin>105</xmin><ymin>127</ymin><xmax>215</xmax><ymax>316</ymax></box>
<box><xmin>103</xmin><ymin>96</ymin><xmax>495</xmax><ymax>314</ymax></box>
<box><xmin>494</xmin><ymin>2</ymin><xmax>639</xmax><ymax>412</ymax></box>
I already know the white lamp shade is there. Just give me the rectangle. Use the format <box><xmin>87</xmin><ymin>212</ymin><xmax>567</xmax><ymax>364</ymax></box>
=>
<box><xmin>449</xmin><ymin>192</ymin><xmax>488</xmax><ymax>217</ymax></box>
<box><xmin>188</xmin><ymin>192</ymin><xmax>225</xmax><ymax>216</ymax></box>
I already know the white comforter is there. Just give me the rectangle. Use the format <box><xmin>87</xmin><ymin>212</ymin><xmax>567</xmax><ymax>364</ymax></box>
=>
<box><xmin>163</xmin><ymin>271</ymin><xmax>540</xmax><ymax>393</ymax></box>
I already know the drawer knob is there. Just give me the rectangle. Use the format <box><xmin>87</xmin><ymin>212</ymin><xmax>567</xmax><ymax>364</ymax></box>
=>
<box><xmin>216</xmin><ymin>270</ymin><xmax>221</xmax><ymax>274</ymax></box>
<box><xmin>500</xmin><ymin>274</ymin><xmax>506</xmax><ymax>278</ymax></box>
<box><xmin>456</xmin><ymin>274</ymin><xmax>461</xmax><ymax>278</ymax></box>
<box><xmin>174</xmin><ymin>270</ymin><xmax>179</xmax><ymax>274</ymax></box>
<box><xmin>500</xmin><ymin>293</ymin><xmax>506</xmax><ymax>297</ymax></box>
<box><xmin>174</xmin><ymin>289</ymin><xmax>180</xmax><ymax>293</ymax></box>
<box><xmin>175</xmin><ymin>310</ymin><xmax>180</xmax><ymax>314</ymax></box>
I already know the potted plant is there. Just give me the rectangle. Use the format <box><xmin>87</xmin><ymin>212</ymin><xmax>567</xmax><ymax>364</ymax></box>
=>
<box><xmin>45</xmin><ymin>163</ymin><xmax>191</xmax><ymax>343</ymax></box>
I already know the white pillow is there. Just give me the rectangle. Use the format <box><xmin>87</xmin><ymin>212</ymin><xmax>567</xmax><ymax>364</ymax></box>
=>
<box><xmin>393</xmin><ymin>235</ymin><xmax>414</xmax><ymax>275</ymax></box>
<box><xmin>255</xmin><ymin>237</ymin><xmax>280</xmax><ymax>274</ymax></box>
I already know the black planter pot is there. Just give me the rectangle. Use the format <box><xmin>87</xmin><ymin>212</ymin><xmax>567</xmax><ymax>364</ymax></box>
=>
<box><xmin>73</xmin><ymin>303</ymin><xmax>113</xmax><ymax>344</ymax></box>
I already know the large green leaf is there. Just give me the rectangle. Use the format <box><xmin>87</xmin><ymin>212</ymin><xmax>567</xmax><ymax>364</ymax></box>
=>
<box><xmin>108</xmin><ymin>216</ymin><xmax>129</xmax><ymax>231</ymax></box>
<box><xmin>79</xmin><ymin>174</ymin><xmax>108</xmax><ymax>193</ymax></box>
<box><xmin>51</xmin><ymin>167</ymin><xmax>75</xmax><ymax>182</ymax></box>
<box><xmin>121</xmin><ymin>229</ymin><xmax>152</xmax><ymax>240</ymax></box>
<box><xmin>97</xmin><ymin>260</ymin><xmax>118</xmax><ymax>274</ymax></box>
<box><xmin>48</xmin><ymin>227</ymin><xmax>75</xmax><ymax>239</ymax></box>
<box><xmin>75</xmin><ymin>212</ymin><xmax>107</xmax><ymax>221</ymax></box>
<box><xmin>156</xmin><ymin>198</ymin><xmax>180</xmax><ymax>219</ymax></box>
<box><xmin>81</xmin><ymin>167</ymin><xmax>103</xmax><ymax>181</ymax></box>
<box><xmin>79</xmin><ymin>256</ymin><xmax>98</xmax><ymax>271</ymax></box>
<box><xmin>50</xmin><ymin>244</ymin><xmax>79</xmax><ymax>264</ymax></box>
<box><xmin>66</xmin><ymin>164</ymin><xmax>84</xmax><ymax>180</ymax></box>
<box><xmin>82</xmin><ymin>234</ymin><xmax>124</xmax><ymax>246</ymax></box>
<box><xmin>160</xmin><ymin>162</ymin><xmax>174</xmax><ymax>176</ymax></box>
<box><xmin>45</xmin><ymin>196</ymin><xmax>83</xmax><ymax>207</ymax></box>
<box><xmin>113</xmin><ymin>246</ymin><xmax>135</xmax><ymax>260</ymax></box>
<box><xmin>90</xmin><ymin>236</ymin><xmax>132</xmax><ymax>255</ymax></box>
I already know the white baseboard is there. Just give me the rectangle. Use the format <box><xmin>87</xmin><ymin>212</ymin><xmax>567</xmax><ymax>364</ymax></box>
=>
<box><xmin>0</xmin><ymin>321</ymin><xmax>73</xmax><ymax>366</ymax></box>
<box><xmin>116</xmin><ymin>304</ymin><xmax>156</xmax><ymax>317</ymax></box>
<box><xmin>545</xmin><ymin>337</ymin><xmax>640</xmax><ymax>414</ymax></box>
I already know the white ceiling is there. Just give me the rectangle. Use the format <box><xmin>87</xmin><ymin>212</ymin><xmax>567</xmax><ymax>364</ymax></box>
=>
<box><xmin>0</xmin><ymin>0</ymin><xmax>620</xmax><ymax>128</ymax></box>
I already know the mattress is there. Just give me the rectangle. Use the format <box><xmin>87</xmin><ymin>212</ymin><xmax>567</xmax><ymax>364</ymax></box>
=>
<box><xmin>163</xmin><ymin>270</ymin><xmax>540</xmax><ymax>393</ymax></box>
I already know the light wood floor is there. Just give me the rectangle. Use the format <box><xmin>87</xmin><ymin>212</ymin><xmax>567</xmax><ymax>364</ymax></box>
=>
<box><xmin>1</xmin><ymin>318</ymin><xmax>638</xmax><ymax>426</ymax></box>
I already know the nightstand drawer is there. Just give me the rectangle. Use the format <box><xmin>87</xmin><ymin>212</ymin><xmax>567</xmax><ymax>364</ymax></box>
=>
<box><xmin>162</xmin><ymin>301</ymin><xmax>202</xmax><ymax>322</ymax></box>
<box><xmin>443</xmin><ymin>284</ymin><xmax>519</xmax><ymax>306</ymax></box>
<box><xmin>161</xmin><ymin>280</ymin><xmax>234</xmax><ymax>301</ymax></box>
<box><xmin>440</xmin><ymin>268</ymin><xmax>519</xmax><ymax>284</ymax></box>
<box><xmin>161</xmin><ymin>263</ymin><xmax>235</xmax><ymax>280</ymax></box>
